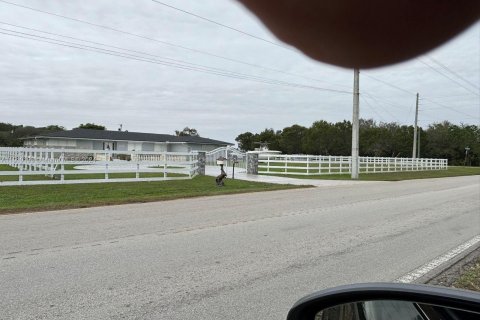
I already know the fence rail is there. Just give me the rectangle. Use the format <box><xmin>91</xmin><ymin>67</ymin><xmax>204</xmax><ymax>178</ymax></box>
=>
<box><xmin>0</xmin><ymin>147</ymin><xmax>199</xmax><ymax>186</ymax></box>
<box><xmin>258</xmin><ymin>154</ymin><xmax>448</xmax><ymax>175</ymax></box>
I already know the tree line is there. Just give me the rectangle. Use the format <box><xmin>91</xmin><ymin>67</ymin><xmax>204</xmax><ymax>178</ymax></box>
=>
<box><xmin>0</xmin><ymin>123</ymin><xmax>108</xmax><ymax>147</ymax></box>
<box><xmin>235</xmin><ymin>119</ymin><xmax>480</xmax><ymax>166</ymax></box>
<box><xmin>0</xmin><ymin>122</ymin><xmax>200</xmax><ymax>147</ymax></box>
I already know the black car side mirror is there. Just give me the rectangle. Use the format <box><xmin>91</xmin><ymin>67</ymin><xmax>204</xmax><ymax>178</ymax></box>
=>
<box><xmin>287</xmin><ymin>283</ymin><xmax>480</xmax><ymax>320</ymax></box>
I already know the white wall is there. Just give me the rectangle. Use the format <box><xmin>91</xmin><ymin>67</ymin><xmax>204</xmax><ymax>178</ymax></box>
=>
<box><xmin>117</xmin><ymin>141</ymin><xmax>128</xmax><ymax>151</ymax></box>
<box><xmin>46</xmin><ymin>139</ymin><xmax>76</xmax><ymax>148</ymax></box>
<box><xmin>169</xmin><ymin>144</ymin><xmax>189</xmax><ymax>152</ymax></box>
<box><xmin>128</xmin><ymin>142</ymin><xmax>142</xmax><ymax>152</ymax></box>
<box><xmin>154</xmin><ymin>143</ymin><xmax>167</xmax><ymax>152</ymax></box>
<box><xmin>77</xmin><ymin>140</ymin><xmax>94</xmax><ymax>149</ymax></box>
<box><xmin>142</xmin><ymin>143</ymin><xmax>155</xmax><ymax>152</ymax></box>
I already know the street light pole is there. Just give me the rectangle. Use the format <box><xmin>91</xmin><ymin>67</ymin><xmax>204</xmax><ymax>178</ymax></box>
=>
<box><xmin>351</xmin><ymin>68</ymin><xmax>360</xmax><ymax>180</ymax></box>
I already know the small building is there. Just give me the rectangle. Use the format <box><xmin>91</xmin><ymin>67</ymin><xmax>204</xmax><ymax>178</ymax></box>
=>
<box><xmin>22</xmin><ymin>128</ymin><xmax>232</xmax><ymax>152</ymax></box>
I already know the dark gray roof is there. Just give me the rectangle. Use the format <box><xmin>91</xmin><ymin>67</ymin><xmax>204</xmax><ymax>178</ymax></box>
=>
<box><xmin>27</xmin><ymin>128</ymin><xmax>233</xmax><ymax>145</ymax></box>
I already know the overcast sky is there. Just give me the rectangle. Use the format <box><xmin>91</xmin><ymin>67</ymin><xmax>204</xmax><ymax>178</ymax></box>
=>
<box><xmin>1</xmin><ymin>0</ymin><xmax>479</xmax><ymax>143</ymax></box>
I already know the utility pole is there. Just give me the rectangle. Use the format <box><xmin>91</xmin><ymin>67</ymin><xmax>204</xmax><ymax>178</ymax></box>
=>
<box><xmin>351</xmin><ymin>68</ymin><xmax>360</xmax><ymax>179</ymax></box>
<box><xmin>412</xmin><ymin>93</ymin><xmax>419</xmax><ymax>158</ymax></box>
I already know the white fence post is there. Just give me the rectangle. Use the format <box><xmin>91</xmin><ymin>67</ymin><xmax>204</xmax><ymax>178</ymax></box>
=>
<box><xmin>163</xmin><ymin>152</ymin><xmax>167</xmax><ymax>178</ymax></box>
<box><xmin>60</xmin><ymin>149</ymin><xmax>65</xmax><ymax>182</ymax></box>
<box><xmin>19</xmin><ymin>161</ymin><xmax>23</xmax><ymax>184</ymax></box>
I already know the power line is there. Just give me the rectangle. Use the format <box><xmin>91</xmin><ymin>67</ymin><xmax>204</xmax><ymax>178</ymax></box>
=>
<box><xmin>426</xmin><ymin>56</ymin><xmax>479</xmax><ymax>91</ymax></box>
<box><xmin>360</xmin><ymin>95</ymin><xmax>387</xmax><ymax>122</ymax></box>
<box><xmin>361</xmin><ymin>94</ymin><xmax>402</xmax><ymax>123</ymax></box>
<box><xmin>1</xmin><ymin>22</ymin><xmax>335</xmax><ymax>91</ymax></box>
<box><xmin>150</xmin><ymin>0</ymin><xmax>293</xmax><ymax>51</ymax></box>
<box><xmin>421</xmin><ymin>98</ymin><xmax>478</xmax><ymax>119</ymax></box>
<box><xmin>420</xmin><ymin>102</ymin><xmax>479</xmax><ymax>111</ymax></box>
<box><xmin>363</xmin><ymin>71</ymin><xmax>478</xmax><ymax>119</ymax></box>
<box><xmin>426</xmin><ymin>93</ymin><xmax>479</xmax><ymax>99</ymax></box>
<box><xmin>363</xmin><ymin>73</ymin><xmax>415</xmax><ymax>96</ymax></box>
<box><xmin>362</xmin><ymin>92</ymin><xmax>408</xmax><ymax>110</ymax></box>
<box><xmin>0</xmin><ymin>29</ymin><xmax>337</xmax><ymax>92</ymax></box>
<box><xmin>0</xmin><ymin>21</ymin><xmax>347</xmax><ymax>95</ymax></box>
<box><xmin>0</xmin><ymin>28</ymin><xmax>352</xmax><ymax>94</ymax></box>
<box><xmin>361</xmin><ymin>73</ymin><xmax>417</xmax><ymax>122</ymax></box>
<box><xmin>0</xmin><ymin>30</ymin><xmax>255</xmax><ymax>78</ymax></box>
<box><xmin>417</xmin><ymin>58</ymin><xmax>480</xmax><ymax>96</ymax></box>
<box><xmin>0</xmin><ymin>0</ymin><xmax>350</xmax><ymax>90</ymax></box>
<box><xmin>416</xmin><ymin>114</ymin><xmax>471</xmax><ymax>123</ymax></box>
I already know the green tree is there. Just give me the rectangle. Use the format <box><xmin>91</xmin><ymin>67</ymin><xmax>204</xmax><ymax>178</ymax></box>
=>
<box><xmin>257</xmin><ymin>128</ymin><xmax>281</xmax><ymax>151</ymax></box>
<box><xmin>235</xmin><ymin>132</ymin><xmax>256</xmax><ymax>151</ymax></box>
<box><xmin>303</xmin><ymin>120</ymin><xmax>335</xmax><ymax>155</ymax></box>
<box><xmin>0</xmin><ymin>123</ymin><xmax>67</xmax><ymax>146</ymax></box>
<box><xmin>331</xmin><ymin>120</ymin><xmax>352</xmax><ymax>155</ymax></box>
<box><xmin>45</xmin><ymin>125</ymin><xmax>66</xmax><ymax>131</ymax></box>
<box><xmin>424</xmin><ymin>122</ymin><xmax>480</xmax><ymax>165</ymax></box>
<box><xmin>0</xmin><ymin>122</ymin><xmax>15</xmax><ymax>132</ymax></box>
<box><xmin>175</xmin><ymin>127</ymin><xmax>199</xmax><ymax>137</ymax></box>
<box><xmin>279</xmin><ymin>124</ymin><xmax>308</xmax><ymax>154</ymax></box>
<box><xmin>76</xmin><ymin>123</ymin><xmax>106</xmax><ymax>130</ymax></box>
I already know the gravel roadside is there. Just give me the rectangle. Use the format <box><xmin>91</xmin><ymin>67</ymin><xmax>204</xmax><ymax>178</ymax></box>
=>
<box><xmin>426</xmin><ymin>247</ymin><xmax>480</xmax><ymax>290</ymax></box>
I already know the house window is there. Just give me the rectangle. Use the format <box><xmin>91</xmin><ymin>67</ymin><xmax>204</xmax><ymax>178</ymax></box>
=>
<box><xmin>103</xmin><ymin>142</ymin><xmax>117</xmax><ymax>150</ymax></box>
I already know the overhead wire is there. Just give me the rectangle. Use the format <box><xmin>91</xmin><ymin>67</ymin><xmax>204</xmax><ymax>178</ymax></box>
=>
<box><xmin>1</xmin><ymin>22</ymin><xmax>344</xmax><ymax>91</ymax></box>
<box><xmin>417</xmin><ymin>58</ymin><xmax>480</xmax><ymax>96</ymax></box>
<box><xmin>426</xmin><ymin>93</ymin><xmax>479</xmax><ymax>99</ymax></box>
<box><xmin>362</xmin><ymin>92</ymin><xmax>409</xmax><ymax>110</ymax></box>
<box><xmin>363</xmin><ymin>73</ymin><xmax>415</xmax><ymax>96</ymax></box>
<box><xmin>360</xmin><ymin>73</ymin><xmax>418</xmax><ymax>123</ymax></box>
<box><xmin>150</xmin><ymin>0</ymin><xmax>293</xmax><ymax>51</ymax></box>
<box><xmin>0</xmin><ymin>0</ymin><xmax>351</xmax><ymax>90</ymax></box>
<box><xmin>360</xmin><ymin>95</ymin><xmax>387</xmax><ymax>123</ymax></box>
<box><xmin>361</xmin><ymin>94</ymin><xmax>402</xmax><ymax>123</ymax></box>
<box><xmin>421</xmin><ymin>98</ymin><xmax>479</xmax><ymax>119</ymax></box>
<box><xmin>420</xmin><ymin>101</ymin><xmax>479</xmax><ymax>111</ymax></box>
<box><xmin>426</xmin><ymin>56</ymin><xmax>479</xmax><ymax>91</ymax></box>
<box><xmin>0</xmin><ymin>28</ymin><xmax>353</xmax><ymax>94</ymax></box>
<box><xmin>362</xmin><ymin>71</ymin><xmax>478</xmax><ymax>120</ymax></box>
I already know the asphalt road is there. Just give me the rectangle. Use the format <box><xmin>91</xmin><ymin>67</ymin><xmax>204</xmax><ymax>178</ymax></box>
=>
<box><xmin>1</xmin><ymin>175</ymin><xmax>479</xmax><ymax>320</ymax></box>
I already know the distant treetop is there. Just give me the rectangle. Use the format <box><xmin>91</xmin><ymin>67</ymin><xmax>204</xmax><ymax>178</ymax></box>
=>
<box><xmin>175</xmin><ymin>127</ymin><xmax>199</xmax><ymax>137</ymax></box>
<box><xmin>76</xmin><ymin>123</ymin><xmax>106</xmax><ymax>130</ymax></box>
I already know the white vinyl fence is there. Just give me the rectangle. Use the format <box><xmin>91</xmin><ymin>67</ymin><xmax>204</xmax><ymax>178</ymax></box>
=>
<box><xmin>259</xmin><ymin>154</ymin><xmax>448</xmax><ymax>175</ymax></box>
<box><xmin>0</xmin><ymin>147</ymin><xmax>199</xmax><ymax>186</ymax></box>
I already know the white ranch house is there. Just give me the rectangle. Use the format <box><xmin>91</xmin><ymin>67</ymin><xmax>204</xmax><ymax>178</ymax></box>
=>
<box><xmin>22</xmin><ymin>128</ymin><xmax>233</xmax><ymax>152</ymax></box>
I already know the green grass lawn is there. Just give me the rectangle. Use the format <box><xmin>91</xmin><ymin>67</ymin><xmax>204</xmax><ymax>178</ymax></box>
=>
<box><xmin>260</xmin><ymin>166</ymin><xmax>480</xmax><ymax>181</ymax></box>
<box><xmin>0</xmin><ymin>175</ymin><xmax>306</xmax><ymax>214</ymax></box>
<box><xmin>0</xmin><ymin>164</ymin><xmax>52</xmax><ymax>181</ymax></box>
<box><xmin>0</xmin><ymin>164</ymin><xmax>18</xmax><ymax>171</ymax></box>
<box><xmin>0</xmin><ymin>164</ymin><xmax>186</xmax><ymax>181</ymax></box>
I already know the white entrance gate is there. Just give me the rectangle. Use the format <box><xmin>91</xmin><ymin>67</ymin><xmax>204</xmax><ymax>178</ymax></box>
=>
<box><xmin>206</xmin><ymin>147</ymin><xmax>246</xmax><ymax>174</ymax></box>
